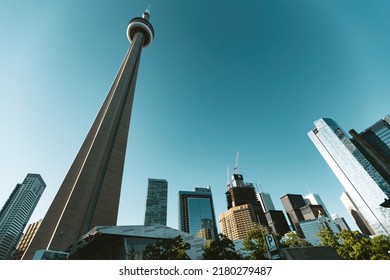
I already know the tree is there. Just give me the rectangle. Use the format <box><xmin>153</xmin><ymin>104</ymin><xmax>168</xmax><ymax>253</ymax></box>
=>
<box><xmin>318</xmin><ymin>228</ymin><xmax>340</xmax><ymax>250</ymax></box>
<box><xmin>370</xmin><ymin>234</ymin><xmax>390</xmax><ymax>260</ymax></box>
<box><xmin>281</xmin><ymin>231</ymin><xmax>312</xmax><ymax>248</ymax></box>
<box><xmin>242</xmin><ymin>225</ymin><xmax>268</xmax><ymax>260</ymax></box>
<box><xmin>203</xmin><ymin>234</ymin><xmax>242</xmax><ymax>260</ymax></box>
<box><xmin>318</xmin><ymin>229</ymin><xmax>390</xmax><ymax>260</ymax></box>
<box><xmin>142</xmin><ymin>235</ymin><xmax>190</xmax><ymax>260</ymax></box>
<box><xmin>337</xmin><ymin>230</ymin><xmax>371</xmax><ymax>260</ymax></box>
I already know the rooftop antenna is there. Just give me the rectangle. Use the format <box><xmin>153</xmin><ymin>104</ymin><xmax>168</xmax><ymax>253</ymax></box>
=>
<box><xmin>226</xmin><ymin>165</ymin><xmax>231</xmax><ymax>190</ymax></box>
<box><xmin>306</xmin><ymin>185</ymin><xmax>312</xmax><ymax>195</ymax></box>
<box><xmin>143</xmin><ymin>3</ymin><xmax>151</xmax><ymax>19</ymax></box>
<box><xmin>234</xmin><ymin>151</ymin><xmax>239</xmax><ymax>174</ymax></box>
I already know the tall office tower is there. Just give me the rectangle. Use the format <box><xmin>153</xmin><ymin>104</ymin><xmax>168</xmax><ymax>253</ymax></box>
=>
<box><xmin>0</xmin><ymin>174</ymin><xmax>46</xmax><ymax>260</ymax></box>
<box><xmin>304</xmin><ymin>193</ymin><xmax>331</xmax><ymax>217</ymax></box>
<box><xmin>12</xmin><ymin>220</ymin><xmax>42</xmax><ymax>260</ymax></box>
<box><xmin>350</xmin><ymin>115</ymin><xmax>390</xmax><ymax>185</ymax></box>
<box><xmin>264</xmin><ymin>210</ymin><xmax>290</xmax><ymax>236</ymax></box>
<box><xmin>340</xmin><ymin>192</ymin><xmax>373</xmax><ymax>235</ymax></box>
<box><xmin>331</xmin><ymin>214</ymin><xmax>351</xmax><ymax>231</ymax></box>
<box><xmin>308</xmin><ymin>117</ymin><xmax>390</xmax><ymax>236</ymax></box>
<box><xmin>144</xmin><ymin>179</ymin><xmax>168</xmax><ymax>226</ymax></box>
<box><xmin>280</xmin><ymin>194</ymin><xmax>306</xmax><ymax>236</ymax></box>
<box><xmin>219</xmin><ymin>204</ymin><xmax>259</xmax><ymax>240</ymax></box>
<box><xmin>23</xmin><ymin>8</ymin><xmax>155</xmax><ymax>259</ymax></box>
<box><xmin>226</xmin><ymin>173</ymin><xmax>267</xmax><ymax>226</ymax></box>
<box><xmin>178</xmin><ymin>187</ymin><xmax>218</xmax><ymax>240</ymax></box>
<box><xmin>257</xmin><ymin>192</ymin><xmax>276</xmax><ymax>212</ymax></box>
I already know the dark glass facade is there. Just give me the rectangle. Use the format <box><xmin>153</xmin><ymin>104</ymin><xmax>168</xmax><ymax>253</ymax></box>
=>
<box><xmin>144</xmin><ymin>179</ymin><xmax>168</xmax><ymax>226</ymax></box>
<box><xmin>178</xmin><ymin>187</ymin><xmax>218</xmax><ymax>240</ymax></box>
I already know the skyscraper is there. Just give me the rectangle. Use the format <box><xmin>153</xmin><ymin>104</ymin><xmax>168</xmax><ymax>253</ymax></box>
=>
<box><xmin>280</xmin><ymin>194</ymin><xmax>306</xmax><ymax>236</ymax></box>
<box><xmin>340</xmin><ymin>192</ymin><xmax>373</xmax><ymax>235</ymax></box>
<box><xmin>350</xmin><ymin>115</ymin><xmax>390</xmax><ymax>185</ymax></box>
<box><xmin>225</xmin><ymin>173</ymin><xmax>267</xmax><ymax>226</ymax></box>
<box><xmin>219</xmin><ymin>204</ymin><xmax>258</xmax><ymax>240</ymax></box>
<box><xmin>12</xmin><ymin>220</ymin><xmax>42</xmax><ymax>260</ymax></box>
<box><xmin>23</xmin><ymin>8</ymin><xmax>155</xmax><ymax>259</ymax></box>
<box><xmin>304</xmin><ymin>193</ymin><xmax>331</xmax><ymax>217</ymax></box>
<box><xmin>264</xmin><ymin>210</ymin><xmax>290</xmax><ymax>236</ymax></box>
<box><xmin>308</xmin><ymin>117</ymin><xmax>390</xmax><ymax>236</ymax></box>
<box><xmin>0</xmin><ymin>174</ymin><xmax>46</xmax><ymax>260</ymax></box>
<box><xmin>144</xmin><ymin>179</ymin><xmax>168</xmax><ymax>226</ymax></box>
<box><xmin>299</xmin><ymin>216</ymin><xmax>341</xmax><ymax>246</ymax></box>
<box><xmin>331</xmin><ymin>213</ymin><xmax>351</xmax><ymax>231</ymax></box>
<box><xmin>257</xmin><ymin>192</ymin><xmax>276</xmax><ymax>212</ymax></box>
<box><xmin>178</xmin><ymin>187</ymin><xmax>218</xmax><ymax>240</ymax></box>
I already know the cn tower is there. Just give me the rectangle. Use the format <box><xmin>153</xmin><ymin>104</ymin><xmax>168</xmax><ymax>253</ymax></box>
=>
<box><xmin>23</xmin><ymin>8</ymin><xmax>154</xmax><ymax>259</ymax></box>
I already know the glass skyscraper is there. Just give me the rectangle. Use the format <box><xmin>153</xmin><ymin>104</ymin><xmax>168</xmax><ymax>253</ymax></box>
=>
<box><xmin>0</xmin><ymin>174</ymin><xmax>46</xmax><ymax>259</ymax></box>
<box><xmin>178</xmin><ymin>187</ymin><xmax>218</xmax><ymax>240</ymax></box>
<box><xmin>144</xmin><ymin>178</ymin><xmax>168</xmax><ymax>226</ymax></box>
<box><xmin>308</xmin><ymin>117</ymin><xmax>390</xmax><ymax>236</ymax></box>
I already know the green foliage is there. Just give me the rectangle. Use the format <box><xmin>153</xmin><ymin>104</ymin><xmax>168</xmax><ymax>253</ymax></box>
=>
<box><xmin>242</xmin><ymin>224</ymin><xmax>268</xmax><ymax>260</ymax></box>
<box><xmin>203</xmin><ymin>234</ymin><xmax>242</xmax><ymax>260</ymax></box>
<box><xmin>282</xmin><ymin>231</ymin><xmax>312</xmax><ymax>248</ymax></box>
<box><xmin>318</xmin><ymin>228</ymin><xmax>340</xmax><ymax>250</ymax></box>
<box><xmin>318</xmin><ymin>229</ymin><xmax>390</xmax><ymax>260</ymax></box>
<box><xmin>142</xmin><ymin>235</ymin><xmax>190</xmax><ymax>260</ymax></box>
<box><xmin>370</xmin><ymin>235</ymin><xmax>390</xmax><ymax>260</ymax></box>
<box><xmin>338</xmin><ymin>230</ymin><xmax>371</xmax><ymax>260</ymax></box>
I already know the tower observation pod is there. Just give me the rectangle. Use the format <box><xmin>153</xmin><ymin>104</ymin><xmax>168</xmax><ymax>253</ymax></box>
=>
<box><xmin>127</xmin><ymin>7</ymin><xmax>154</xmax><ymax>47</ymax></box>
<box><xmin>22</xmin><ymin>8</ymin><xmax>155</xmax><ymax>259</ymax></box>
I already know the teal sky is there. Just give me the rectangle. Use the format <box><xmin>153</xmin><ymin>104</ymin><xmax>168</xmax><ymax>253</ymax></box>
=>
<box><xmin>1</xmin><ymin>0</ymin><xmax>390</xmax><ymax>232</ymax></box>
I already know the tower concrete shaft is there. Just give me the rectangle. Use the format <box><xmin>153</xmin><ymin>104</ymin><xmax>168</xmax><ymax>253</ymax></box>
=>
<box><xmin>23</xmin><ymin>10</ymin><xmax>154</xmax><ymax>259</ymax></box>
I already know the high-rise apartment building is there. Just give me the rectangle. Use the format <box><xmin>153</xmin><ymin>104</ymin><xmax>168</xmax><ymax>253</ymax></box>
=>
<box><xmin>144</xmin><ymin>179</ymin><xmax>168</xmax><ymax>226</ymax></box>
<box><xmin>219</xmin><ymin>204</ymin><xmax>258</xmax><ymax>240</ymax></box>
<box><xmin>12</xmin><ymin>220</ymin><xmax>42</xmax><ymax>260</ymax></box>
<box><xmin>308</xmin><ymin>117</ymin><xmax>390</xmax><ymax>236</ymax></box>
<box><xmin>0</xmin><ymin>174</ymin><xmax>46</xmax><ymax>259</ymax></box>
<box><xmin>178</xmin><ymin>187</ymin><xmax>218</xmax><ymax>240</ymax></box>
<box><xmin>23</xmin><ymin>8</ymin><xmax>155</xmax><ymax>259</ymax></box>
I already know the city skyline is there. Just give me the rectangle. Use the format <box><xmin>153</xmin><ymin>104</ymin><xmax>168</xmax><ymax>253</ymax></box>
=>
<box><xmin>2</xmin><ymin>1</ymin><xmax>390</xmax><ymax>233</ymax></box>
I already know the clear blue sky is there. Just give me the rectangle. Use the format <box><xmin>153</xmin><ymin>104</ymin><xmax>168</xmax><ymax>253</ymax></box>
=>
<box><xmin>1</xmin><ymin>0</ymin><xmax>390</xmax><ymax>232</ymax></box>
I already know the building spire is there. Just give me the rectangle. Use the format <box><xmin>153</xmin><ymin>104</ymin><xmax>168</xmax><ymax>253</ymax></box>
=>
<box><xmin>143</xmin><ymin>3</ymin><xmax>151</xmax><ymax>20</ymax></box>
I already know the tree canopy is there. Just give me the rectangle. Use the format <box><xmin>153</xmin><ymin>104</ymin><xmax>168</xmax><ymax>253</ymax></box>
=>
<box><xmin>318</xmin><ymin>229</ymin><xmax>390</xmax><ymax>260</ymax></box>
<box><xmin>202</xmin><ymin>234</ymin><xmax>242</xmax><ymax>260</ymax></box>
<box><xmin>142</xmin><ymin>235</ymin><xmax>191</xmax><ymax>260</ymax></box>
<box><xmin>242</xmin><ymin>224</ymin><xmax>268</xmax><ymax>260</ymax></box>
<box><xmin>281</xmin><ymin>231</ymin><xmax>312</xmax><ymax>248</ymax></box>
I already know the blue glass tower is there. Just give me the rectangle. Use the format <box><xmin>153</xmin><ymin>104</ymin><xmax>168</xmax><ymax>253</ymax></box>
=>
<box><xmin>178</xmin><ymin>187</ymin><xmax>218</xmax><ymax>240</ymax></box>
<box><xmin>308</xmin><ymin>117</ymin><xmax>390</xmax><ymax>236</ymax></box>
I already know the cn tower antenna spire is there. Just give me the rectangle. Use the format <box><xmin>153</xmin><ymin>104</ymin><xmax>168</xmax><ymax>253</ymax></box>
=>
<box><xmin>143</xmin><ymin>3</ymin><xmax>151</xmax><ymax>20</ymax></box>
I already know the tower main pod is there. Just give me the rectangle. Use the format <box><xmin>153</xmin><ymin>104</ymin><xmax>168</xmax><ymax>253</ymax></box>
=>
<box><xmin>23</xmin><ymin>10</ymin><xmax>154</xmax><ymax>259</ymax></box>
